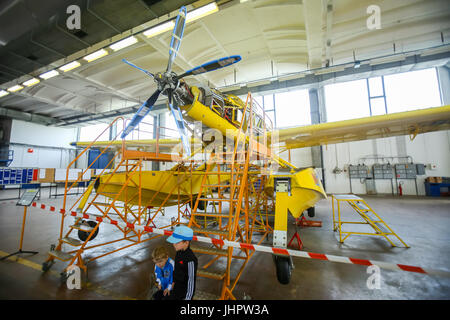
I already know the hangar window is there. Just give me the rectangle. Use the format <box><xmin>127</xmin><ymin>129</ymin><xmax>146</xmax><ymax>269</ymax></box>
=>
<box><xmin>324</xmin><ymin>79</ymin><xmax>371</xmax><ymax>122</ymax></box>
<box><xmin>115</xmin><ymin>118</ymin><xmax>154</xmax><ymax>140</ymax></box>
<box><xmin>79</xmin><ymin>123</ymin><xmax>110</xmax><ymax>141</ymax></box>
<box><xmin>384</xmin><ymin>68</ymin><xmax>441</xmax><ymax>114</ymax></box>
<box><xmin>162</xmin><ymin>111</ymin><xmax>192</xmax><ymax>139</ymax></box>
<box><xmin>274</xmin><ymin>90</ymin><xmax>311</xmax><ymax>128</ymax></box>
<box><xmin>262</xmin><ymin>94</ymin><xmax>275</xmax><ymax>128</ymax></box>
<box><xmin>137</xmin><ymin>121</ymin><xmax>154</xmax><ymax>139</ymax></box>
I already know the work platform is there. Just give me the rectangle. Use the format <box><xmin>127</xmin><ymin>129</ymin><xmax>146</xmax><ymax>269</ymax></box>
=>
<box><xmin>331</xmin><ymin>194</ymin><xmax>409</xmax><ymax>247</ymax></box>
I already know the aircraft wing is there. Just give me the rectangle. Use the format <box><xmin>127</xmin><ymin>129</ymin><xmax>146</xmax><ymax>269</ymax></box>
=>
<box><xmin>71</xmin><ymin>138</ymin><xmax>202</xmax><ymax>153</ymax></box>
<box><xmin>272</xmin><ymin>105</ymin><xmax>450</xmax><ymax>150</ymax></box>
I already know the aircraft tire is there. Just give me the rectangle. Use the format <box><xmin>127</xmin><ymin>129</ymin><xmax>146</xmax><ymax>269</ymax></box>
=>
<box><xmin>307</xmin><ymin>206</ymin><xmax>315</xmax><ymax>218</ymax></box>
<box><xmin>78</xmin><ymin>221</ymin><xmax>99</xmax><ymax>242</ymax></box>
<box><xmin>274</xmin><ymin>255</ymin><xmax>292</xmax><ymax>285</ymax></box>
<box><xmin>189</xmin><ymin>197</ymin><xmax>206</xmax><ymax>211</ymax></box>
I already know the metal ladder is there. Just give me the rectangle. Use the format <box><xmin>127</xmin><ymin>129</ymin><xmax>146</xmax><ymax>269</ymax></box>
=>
<box><xmin>332</xmin><ymin>194</ymin><xmax>409</xmax><ymax>247</ymax></box>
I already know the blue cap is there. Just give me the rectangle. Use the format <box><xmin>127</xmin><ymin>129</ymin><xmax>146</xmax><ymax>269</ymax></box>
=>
<box><xmin>167</xmin><ymin>225</ymin><xmax>194</xmax><ymax>243</ymax></box>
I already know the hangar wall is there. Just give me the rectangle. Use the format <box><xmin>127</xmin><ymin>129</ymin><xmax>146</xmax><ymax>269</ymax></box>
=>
<box><xmin>8</xmin><ymin>119</ymin><xmax>77</xmax><ymax>169</ymax></box>
<box><xmin>321</xmin><ymin>131</ymin><xmax>450</xmax><ymax>196</ymax></box>
<box><xmin>280</xmin><ymin>67</ymin><xmax>450</xmax><ymax>196</ymax></box>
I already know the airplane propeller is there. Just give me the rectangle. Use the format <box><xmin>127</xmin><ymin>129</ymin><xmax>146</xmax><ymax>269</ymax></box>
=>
<box><xmin>120</xmin><ymin>6</ymin><xmax>241</xmax><ymax>157</ymax></box>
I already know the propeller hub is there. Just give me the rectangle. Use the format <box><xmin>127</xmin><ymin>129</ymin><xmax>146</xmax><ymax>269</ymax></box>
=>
<box><xmin>156</xmin><ymin>71</ymin><xmax>179</xmax><ymax>94</ymax></box>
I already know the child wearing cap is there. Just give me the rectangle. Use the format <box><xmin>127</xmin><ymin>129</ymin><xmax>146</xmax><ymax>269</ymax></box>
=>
<box><xmin>151</xmin><ymin>246</ymin><xmax>175</xmax><ymax>300</ymax></box>
<box><xmin>166</xmin><ymin>225</ymin><xmax>198</xmax><ymax>300</ymax></box>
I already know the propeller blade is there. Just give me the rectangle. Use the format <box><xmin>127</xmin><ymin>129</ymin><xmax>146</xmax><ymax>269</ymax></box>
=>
<box><xmin>168</xmin><ymin>96</ymin><xmax>191</xmax><ymax>156</ymax></box>
<box><xmin>122</xmin><ymin>59</ymin><xmax>154</xmax><ymax>79</ymax></box>
<box><xmin>167</xmin><ymin>6</ymin><xmax>187</xmax><ymax>73</ymax></box>
<box><xmin>121</xmin><ymin>89</ymin><xmax>161</xmax><ymax>139</ymax></box>
<box><xmin>177</xmin><ymin>55</ymin><xmax>242</xmax><ymax>79</ymax></box>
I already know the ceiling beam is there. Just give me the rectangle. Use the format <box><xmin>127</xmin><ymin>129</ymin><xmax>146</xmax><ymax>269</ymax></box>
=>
<box><xmin>0</xmin><ymin>106</ymin><xmax>59</xmax><ymax>126</ymax></box>
<box><xmin>303</xmin><ymin>0</ymin><xmax>325</xmax><ymax>69</ymax></box>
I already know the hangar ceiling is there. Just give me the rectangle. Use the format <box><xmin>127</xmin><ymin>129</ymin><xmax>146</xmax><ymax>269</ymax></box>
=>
<box><xmin>0</xmin><ymin>0</ymin><xmax>449</xmax><ymax>127</ymax></box>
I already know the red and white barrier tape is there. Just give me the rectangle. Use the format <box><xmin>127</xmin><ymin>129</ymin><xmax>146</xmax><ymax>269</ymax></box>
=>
<box><xmin>29</xmin><ymin>201</ymin><xmax>450</xmax><ymax>278</ymax></box>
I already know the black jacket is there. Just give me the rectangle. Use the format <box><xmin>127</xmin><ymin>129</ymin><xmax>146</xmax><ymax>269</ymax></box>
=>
<box><xmin>172</xmin><ymin>247</ymin><xmax>198</xmax><ymax>300</ymax></box>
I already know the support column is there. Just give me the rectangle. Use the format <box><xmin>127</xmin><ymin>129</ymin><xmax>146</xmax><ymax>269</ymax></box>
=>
<box><xmin>152</xmin><ymin>114</ymin><xmax>161</xmax><ymax>171</ymax></box>
<box><xmin>309</xmin><ymin>88</ymin><xmax>326</xmax><ymax>190</ymax></box>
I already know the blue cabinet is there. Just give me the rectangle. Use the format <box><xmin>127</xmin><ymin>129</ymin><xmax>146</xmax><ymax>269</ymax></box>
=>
<box><xmin>425</xmin><ymin>182</ymin><xmax>450</xmax><ymax>197</ymax></box>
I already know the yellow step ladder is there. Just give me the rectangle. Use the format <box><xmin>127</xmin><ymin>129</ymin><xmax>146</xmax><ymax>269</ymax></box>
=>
<box><xmin>331</xmin><ymin>194</ymin><xmax>409</xmax><ymax>247</ymax></box>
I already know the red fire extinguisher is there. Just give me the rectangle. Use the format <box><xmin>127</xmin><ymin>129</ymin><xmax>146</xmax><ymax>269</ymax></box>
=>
<box><xmin>398</xmin><ymin>182</ymin><xmax>403</xmax><ymax>196</ymax></box>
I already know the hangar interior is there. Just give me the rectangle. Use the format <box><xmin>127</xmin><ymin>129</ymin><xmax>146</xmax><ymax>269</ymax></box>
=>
<box><xmin>0</xmin><ymin>0</ymin><xmax>449</xmax><ymax>300</ymax></box>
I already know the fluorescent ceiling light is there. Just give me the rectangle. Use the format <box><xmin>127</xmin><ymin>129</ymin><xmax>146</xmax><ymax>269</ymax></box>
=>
<box><xmin>39</xmin><ymin>69</ymin><xmax>59</xmax><ymax>79</ymax></box>
<box><xmin>83</xmin><ymin>49</ymin><xmax>109</xmax><ymax>62</ymax></box>
<box><xmin>314</xmin><ymin>66</ymin><xmax>346</xmax><ymax>75</ymax></box>
<box><xmin>22</xmin><ymin>78</ymin><xmax>40</xmax><ymax>87</ymax></box>
<box><xmin>109</xmin><ymin>36</ymin><xmax>138</xmax><ymax>51</ymax></box>
<box><xmin>186</xmin><ymin>2</ymin><xmax>219</xmax><ymax>23</ymax></box>
<box><xmin>7</xmin><ymin>84</ymin><xmax>24</xmax><ymax>92</ymax></box>
<box><xmin>420</xmin><ymin>46</ymin><xmax>450</xmax><ymax>57</ymax></box>
<box><xmin>369</xmin><ymin>55</ymin><xmax>406</xmax><ymax>66</ymax></box>
<box><xmin>247</xmin><ymin>80</ymin><xmax>271</xmax><ymax>88</ymax></box>
<box><xmin>143</xmin><ymin>21</ymin><xmax>175</xmax><ymax>38</ymax></box>
<box><xmin>0</xmin><ymin>90</ymin><xmax>9</xmax><ymax>98</ymax></box>
<box><xmin>278</xmin><ymin>73</ymin><xmax>306</xmax><ymax>82</ymax></box>
<box><xmin>59</xmin><ymin>61</ymin><xmax>81</xmax><ymax>72</ymax></box>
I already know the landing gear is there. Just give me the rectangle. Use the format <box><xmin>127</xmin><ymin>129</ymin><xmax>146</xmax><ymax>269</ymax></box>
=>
<box><xmin>307</xmin><ymin>206</ymin><xmax>315</xmax><ymax>218</ymax></box>
<box><xmin>189</xmin><ymin>196</ymin><xmax>206</xmax><ymax>211</ymax></box>
<box><xmin>78</xmin><ymin>221</ymin><xmax>99</xmax><ymax>242</ymax></box>
<box><xmin>273</xmin><ymin>255</ymin><xmax>293</xmax><ymax>285</ymax></box>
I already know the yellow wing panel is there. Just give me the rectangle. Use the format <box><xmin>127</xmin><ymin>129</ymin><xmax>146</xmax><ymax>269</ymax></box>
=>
<box><xmin>273</xmin><ymin>105</ymin><xmax>450</xmax><ymax>149</ymax></box>
<box><xmin>72</xmin><ymin>138</ymin><xmax>201</xmax><ymax>153</ymax></box>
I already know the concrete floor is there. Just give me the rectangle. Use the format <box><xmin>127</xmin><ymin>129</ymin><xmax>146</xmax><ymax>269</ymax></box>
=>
<box><xmin>0</xmin><ymin>187</ymin><xmax>449</xmax><ymax>300</ymax></box>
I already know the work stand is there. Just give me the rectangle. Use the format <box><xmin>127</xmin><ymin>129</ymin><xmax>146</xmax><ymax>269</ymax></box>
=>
<box><xmin>0</xmin><ymin>189</ymin><xmax>40</xmax><ymax>261</ymax></box>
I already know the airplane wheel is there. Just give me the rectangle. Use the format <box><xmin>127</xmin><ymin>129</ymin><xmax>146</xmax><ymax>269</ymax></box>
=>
<box><xmin>78</xmin><ymin>221</ymin><xmax>99</xmax><ymax>242</ymax></box>
<box><xmin>189</xmin><ymin>197</ymin><xmax>206</xmax><ymax>211</ymax></box>
<box><xmin>274</xmin><ymin>255</ymin><xmax>292</xmax><ymax>285</ymax></box>
<box><xmin>307</xmin><ymin>206</ymin><xmax>315</xmax><ymax>218</ymax></box>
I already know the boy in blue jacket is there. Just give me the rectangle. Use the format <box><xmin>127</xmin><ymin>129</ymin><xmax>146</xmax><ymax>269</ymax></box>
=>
<box><xmin>151</xmin><ymin>246</ymin><xmax>174</xmax><ymax>300</ymax></box>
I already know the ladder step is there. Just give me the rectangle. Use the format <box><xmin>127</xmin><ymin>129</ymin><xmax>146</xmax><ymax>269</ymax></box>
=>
<box><xmin>374</xmin><ymin>222</ymin><xmax>391</xmax><ymax>234</ymax></box>
<box><xmin>353</xmin><ymin>201</ymin><xmax>370</xmax><ymax>211</ymax></box>
<box><xmin>203</xmin><ymin>184</ymin><xmax>234</xmax><ymax>188</ymax></box>
<box><xmin>198</xmin><ymin>198</ymin><xmax>238</xmax><ymax>202</ymax></box>
<box><xmin>191</xmin><ymin>245</ymin><xmax>228</xmax><ymax>256</ymax></box>
<box><xmin>92</xmin><ymin>202</ymin><xmax>114</xmax><ymax>206</ymax></box>
<box><xmin>193</xmin><ymin>290</ymin><xmax>220</xmax><ymax>300</ymax></box>
<box><xmin>48</xmin><ymin>250</ymin><xmax>74</xmax><ymax>262</ymax></box>
<box><xmin>70</xmin><ymin>223</ymin><xmax>93</xmax><ymax>232</ymax></box>
<box><xmin>60</xmin><ymin>237</ymin><xmax>83</xmax><ymax>246</ymax></box>
<box><xmin>204</xmin><ymin>172</ymin><xmax>243</xmax><ymax>175</ymax></box>
<box><xmin>197</xmin><ymin>268</ymin><xmax>226</xmax><ymax>280</ymax></box>
<box><xmin>193</xmin><ymin>212</ymin><xmax>230</xmax><ymax>218</ymax></box>
<box><xmin>191</xmin><ymin>227</ymin><xmax>229</xmax><ymax>237</ymax></box>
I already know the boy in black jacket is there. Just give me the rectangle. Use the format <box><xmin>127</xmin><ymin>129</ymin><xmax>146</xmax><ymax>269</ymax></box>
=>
<box><xmin>166</xmin><ymin>225</ymin><xmax>198</xmax><ymax>300</ymax></box>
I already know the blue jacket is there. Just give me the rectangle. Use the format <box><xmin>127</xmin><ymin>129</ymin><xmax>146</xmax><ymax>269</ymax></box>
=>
<box><xmin>154</xmin><ymin>258</ymin><xmax>174</xmax><ymax>291</ymax></box>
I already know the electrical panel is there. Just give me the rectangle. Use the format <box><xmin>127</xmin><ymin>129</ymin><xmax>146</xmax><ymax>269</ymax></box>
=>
<box><xmin>415</xmin><ymin>163</ymin><xmax>426</xmax><ymax>175</ymax></box>
<box><xmin>373</xmin><ymin>164</ymin><xmax>393</xmax><ymax>179</ymax></box>
<box><xmin>349</xmin><ymin>165</ymin><xmax>371</xmax><ymax>179</ymax></box>
<box><xmin>395</xmin><ymin>163</ymin><xmax>416</xmax><ymax>179</ymax></box>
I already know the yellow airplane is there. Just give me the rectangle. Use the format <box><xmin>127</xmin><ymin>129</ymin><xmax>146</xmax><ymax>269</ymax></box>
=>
<box><xmin>68</xmin><ymin>6</ymin><xmax>450</xmax><ymax>289</ymax></box>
